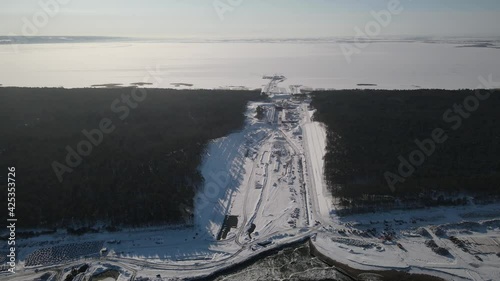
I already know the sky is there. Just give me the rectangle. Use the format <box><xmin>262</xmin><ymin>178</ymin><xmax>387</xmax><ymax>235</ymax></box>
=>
<box><xmin>2</xmin><ymin>0</ymin><xmax>500</xmax><ymax>38</ymax></box>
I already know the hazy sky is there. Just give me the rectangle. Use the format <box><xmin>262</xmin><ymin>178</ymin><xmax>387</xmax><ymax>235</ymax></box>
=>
<box><xmin>2</xmin><ymin>0</ymin><xmax>500</xmax><ymax>38</ymax></box>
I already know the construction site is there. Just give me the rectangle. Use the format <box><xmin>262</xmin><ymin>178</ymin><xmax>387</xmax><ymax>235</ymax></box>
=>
<box><xmin>3</xmin><ymin>75</ymin><xmax>500</xmax><ymax>281</ymax></box>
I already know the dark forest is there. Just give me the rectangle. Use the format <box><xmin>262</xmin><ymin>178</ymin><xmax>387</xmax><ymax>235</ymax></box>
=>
<box><xmin>311</xmin><ymin>89</ymin><xmax>500</xmax><ymax>213</ymax></box>
<box><xmin>0</xmin><ymin>87</ymin><xmax>262</xmax><ymax>228</ymax></box>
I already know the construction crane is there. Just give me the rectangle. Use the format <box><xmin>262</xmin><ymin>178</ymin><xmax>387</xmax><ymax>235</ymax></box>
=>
<box><xmin>261</xmin><ymin>74</ymin><xmax>287</xmax><ymax>97</ymax></box>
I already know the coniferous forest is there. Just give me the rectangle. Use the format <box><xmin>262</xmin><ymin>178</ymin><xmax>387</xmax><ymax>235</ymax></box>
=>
<box><xmin>311</xmin><ymin>89</ymin><xmax>500</xmax><ymax>212</ymax></box>
<box><xmin>0</xmin><ymin>88</ymin><xmax>262</xmax><ymax>228</ymax></box>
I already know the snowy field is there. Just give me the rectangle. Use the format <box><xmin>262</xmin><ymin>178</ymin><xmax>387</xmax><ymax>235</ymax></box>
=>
<box><xmin>314</xmin><ymin>203</ymin><xmax>500</xmax><ymax>281</ymax></box>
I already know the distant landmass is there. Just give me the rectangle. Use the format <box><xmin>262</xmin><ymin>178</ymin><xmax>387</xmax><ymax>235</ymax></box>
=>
<box><xmin>0</xmin><ymin>36</ymin><xmax>130</xmax><ymax>45</ymax></box>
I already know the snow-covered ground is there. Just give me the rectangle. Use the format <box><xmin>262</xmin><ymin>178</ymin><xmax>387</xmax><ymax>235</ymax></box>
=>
<box><xmin>3</xmin><ymin>90</ymin><xmax>500</xmax><ymax>281</ymax></box>
<box><xmin>301</xmin><ymin>104</ymin><xmax>333</xmax><ymax>222</ymax></box>
<box><xmin>314</xmin><ymin>204</ymin><xmax>500</xmax><ymax>281</ymax></box>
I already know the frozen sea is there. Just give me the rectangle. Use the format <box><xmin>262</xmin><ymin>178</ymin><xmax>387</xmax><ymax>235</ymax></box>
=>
<box><xmin>1</xmin><ymin>37</ymin><xmax>499</xmax><ymax>89</ymax></box>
